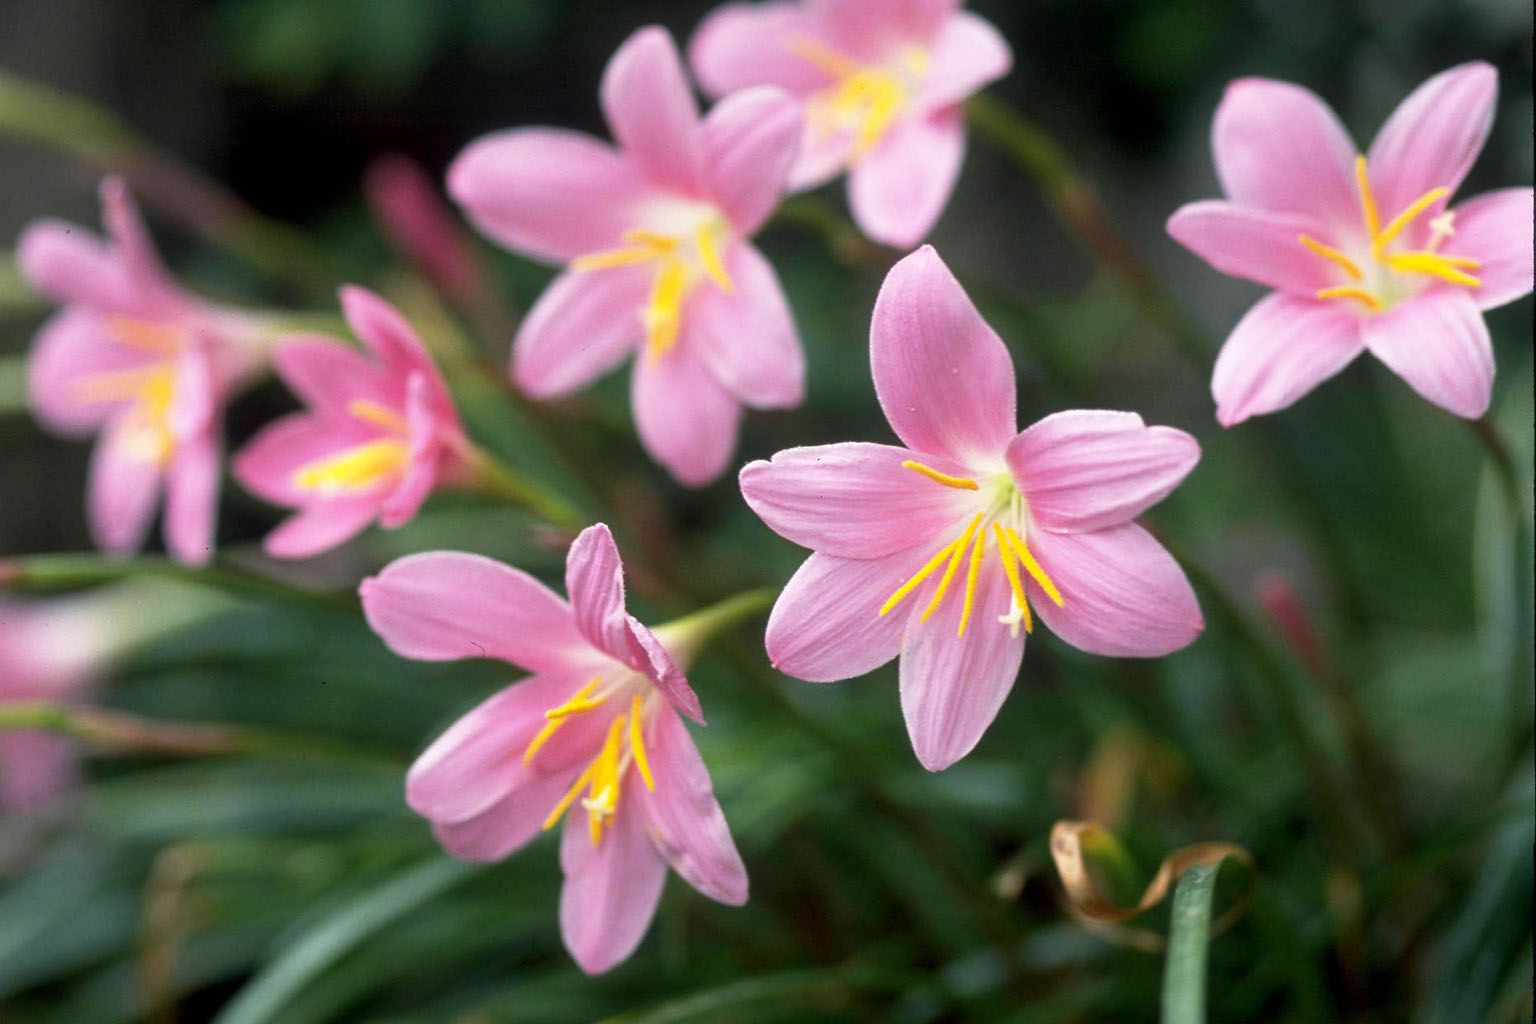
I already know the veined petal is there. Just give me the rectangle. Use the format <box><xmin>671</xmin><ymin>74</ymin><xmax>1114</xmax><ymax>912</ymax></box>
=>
<box><xmin>765</xmin><ymin>548</ymin><xmax>925</xmax><ymax>682</ymax></box>
<box><xmin>433</xmin><ymin>769</ymin><xmax>579</xmax><ymax>863</ymax></box>
<box><xmin>1363</xmin><ymin>288</ymin><xmax>1493</xmax><ymax>420</ymax></box>
<box><xmin>848</xmin><ymin>108</ymin><xmax>965</xmax><ymax>249</ymax></box>
<box><xmin>1007</xmin><ymin>411</ymin><xmax>1201</xmax><ymax>533</ymax></box>
<box><xmin>740</xmin><ymin>442</ymin><xmax>976</xmax><ymax>559</ymax></box>
<box><xmin>702</xmin><ymin>87</ymin><xmax>802</xmax><ymax>235</ymax></box>
<box><xmin>871</xmin><ymin>246</ymin><xmax>1016</xmax><ymax>462</ymax></box>
<box><xmin>919</xmin><ymin>11</ymin><xmax>1012</xmax><ymax>110</ymax></box>
<box><xmin>1367</xmin><ymin>62</ymin><xmax>1497</xmax><ymax>222</ymax></box>
<box><xmin>1027</xmin><ymin>524</ymin><xmax>1203</xmax><ymax>658</ymax></box>
<box><xmin>512</xmin><ymin>267</ymin><xmax>650</xmax><ymax>400</ymax></box>
<box><xmin>565</xmin><ymin>524</ymin><xmax>631</xmax><ymax>659</ymax></box>
<box><xmin>272</xmin><ymin>336</ymin><xmax>398</xmax><ymax>416</ymax></box>
<box><xmin>1212</xmin><ymin>78</ymin><xmax>1358</xmax><ymax>224</ymax></box>
<box><xmin>637</xmin><ymin>704</ymin><xmax>748</xmax><ymax>905</ymax></box>
<box><xmin>1166</xmin><ymin>201</ymin><xmax>1339</xmax><ymax>294</ymax></box>
<box><xmin>687</xmin><ymin>243</ymin><xmax>804</xmax><ymax>409</ymax></box>
<box><xmin>88</xmin><ymin>416</ymin><xmax>163</xmax><ymax>558</ymax></box>
<box><xmin>1444</xmin><ymin>188</ymin><xmax>1534</xmax><ymax>311</ymax></box>
<box><xmin>899</xmin><ymin>559</ymin><xmax>1023</xmax><ymax>771</ymax></box>
<box><xmin>164</xmin><ymin>428</ymin><xmax>220</xmax><ymax>566</ymax></box>
<box><xmin>559</xmin><ymin>773</ymin><xmax>669</xmax><ymax>975</ymax></box>
<box><xmin>624</xmin><ymin>617</ymin><xmax>705</xmax><ymax>724</ymax></box>
<box><xmin>1211</xmin><ymin>292</ymin><xmax>1365</xmax><ymax>427</ymax></box>
<box><xmin>601</xmin><ymin>27</ymin><xmax>705</xmax><ymax>195</ymax></box>
<box><xmin>448</xmin><ymin>128</ymin><xmax>652</xmax><ymax>264</ymax></box>
<box><xmin>688</xmin><ymin>2</ymin><xmax>828</xmax><ymax>99</ymax></box>
<box><xmin>28</xmin><ymin>309</ymin><xmax>150</xmax><ymax>436</ymax></box>
<box><xmin>631</xmin><ymin>346</ymin><xmax>744</xmax><ymax>488</ymax></box>
<box><xmin>264</xmin><ymin>500</ymin><xmax>380</xmax><ymax>560</ymax></box>
<box><xmin>360</xmin><ymin>552</ymin><xmax>587</xmax><ymax>671</ymax></box>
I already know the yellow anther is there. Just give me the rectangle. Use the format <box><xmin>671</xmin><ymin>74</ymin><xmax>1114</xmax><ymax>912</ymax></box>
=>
<box><xmin>992</xmin><ymin>524</ymin><xmax>1032</xmax><ymax>635</ymax></box>
<box><xmin>629</xmin><ymin>695</ymin><xmax>654</xmax><ymax>791</ymax></box>
<box><xmin>695</xmin><ymin>224</ymin><xmax>734</xmax><ymax>293</ymax></box>
<box><xmin>1003</xmin><ymin>527</ymin><xmax>1064</xmax><ymax>607</ymax></box>
<box><xmin>643</xmin><ymin>258</ymin><xmax>690</xmax><ymax>360</ymax></box>
<box><xmin>920</xmin><ymin>514</ymin><xmax>982</xmax><ymax>622</ymax></box>
<box><xmin>902</xmin><ymin>460</ymin><xmax>979</xmax><ymax>490</ymax></box>
<box><xmin>1355</xmin><ymin>156</ymin><xmax>1381</xmax><ymax>239</ymax></box>
<box><xmin>1384</xmin><ymin>252</ymin><xmax>1482</xmax><ymax>288</ymax></box>
<box><xmin>571</xmin><ymin>245</ymin><xmax>662</xmax><ymax>273</ymax></box>
<box><xmin>524</xmin><ymin>677</ymin><xmax>605</xmax><ymax>766</ymax></box>
<box><xmin>108</xmin><ymin>317</ymin><xmax>182</xmax><ymax>355</ymax></box>
<box><xmin>347</xmin><ymin>399</ymin><xmax>409</xmax><ymax>434</ymax></box>
<box><xmin>791</xmin><ymin>36</ymin><xmax>910</xmax><ymax>158</ymax></box>
<box><xmin>1297</xmin><ymin>235</ymin><xmax>1363</xmax><ymax>281</ymax></box>
<box><xmin>1315</xmin><ymin>286</ymin><xmax>1385</xmax><ymax>311</ymax></box>
<box><xmin>956</xmin><ymin>523</ymin><xmax>988</xmax><ymax>638</ymax></box>
<box><xmin>1373</xmin><ymin>187</ymin><xmax>1450</xmax><ymax>257</ymax></box>
<box><xmin>881</xmin><ymin>536</ymin><xmax>962</xmax><ymax>617</ymax></box>
<box><xmin>292</xmin><ymin>438</ymin><xmax>409</xmax><ymax>494</ymax></box>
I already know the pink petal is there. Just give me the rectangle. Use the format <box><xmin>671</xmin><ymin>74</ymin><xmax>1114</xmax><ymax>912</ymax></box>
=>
<box><xmin>28</xmin><ymin>309</ymin><xmax>149</xmax><ymax>436</ymax></box>
<box><xmin>848</xmin><ymin>108</ymin><xmax>965</xmax><ymax>248</ymax></box>
<box><xmin>100</xmin><ymin>177</ymin><xmax>172</xmax><ymax>298</ymax></box>
<box><xmin>688</xmin><ymin>2</ymin><xmax>827</xmax><ymax>99</ymax></box>
<box><xmin>88</xmin><ymin>419</ymin><xmax>162</xmax><ymax>558</ymax></box>
<box><xmin>378</xmin><ymin>373</ymin><xmax>444</xmax><ymax>529</ymax></box>
<box><xmin>565</xmin><ymin>523</ymin><xmax>631</xmax><ymax>659</ymax></box>
<box><xmin>920</xmin><ymin>11</ymin><xmax>1011</xmax><ymax>109</ymax></box>
<box><xmin>432</xmin><ymin>770</ymin><xmax>577</xmax><ymax>863</ymax></box>
<box><xmin>1166</xmin><ymin>201</ymin><xmax>1338</xmax><ymax>294</ymax></box>
<box><xmin>601</xmin><ymin>27</ymin><xmax>704</xmax><ymax>195</ymax></box>
<box><xmin>789</xmin><ymin>122</ymin><xmax>859</xmax><ymax>191</ymax></box>
<box><xmin>1362</xmin><ymin>288</ymin><xmax>1493</xmax><ymax>420</ymax></box>
<box><xmin>360</xmin><ymin>552</ymin><xmax>587</xmax><ymax>671</ymax></box>
<box><xmin>739</xmin><ymin>442</ymin><xmax>976</xmax><ymax>559</ymax></box>
<box><xmin>558</xmin><ymin>774</ymin><xmax>669</xmax><ymax>975</ymax></box>
<box><xmin>624</xmin><ymin>618</ymin><xmax>705</xmax><ymax>724</ymax></box>
<box><xmin>1367</xmin><ymin>63</ymin><xmax>1497</xmax><ymax>222</ymax></box>
<box><xmin>1026</xmin><ymin>524</ymin><xmax>1203</xmax><ymax>658</ymax></box>
<box><xmin>631</xmin><ymin>347</ymin><xmax>744</xmax><ymax>488</ymax></box>
<box><xmin>1211</xmin><ymin>292</ymin><xmax>1365</xmax><ymax>427</ymax></box>
<box><xmin>164</xmin><ymin>429</ymin><xmax>220</xmax><ymax>566</ymax></box>
<box><xmin>17</xmin><ymin>221</ymin><xmax>135</xmax><ymax>312</ymax></box>
<box><xmin>637</xmin><ymin>704</ymin><xmax>747</xmax><ymax>905</ymax></box>
<box><xmin>686</xmin><ymin>243</ymin><xmax>804</xmax><ymax>409</ymax></box>
<box><xmin>264</xmin><ymin>500</ymin><xmax>380</xmax><ymax>560</ymax></box>
<box><xmin>870</xmin><ymin>245</ymin><xmax>1016</xmax><ymax>463</ymax></box>
<box><xmin>898</xmin><ymin>559</ymin><xmax>1023</xmax><ymax>771</ymax></box>
<box><xmin>701</xmin><ymin>86</ymin><xmax>802</xmax><ymax>235</ymax></box>
<box><xmin>448</xmin><ymin>128</ymin><xmax>651</xmax><ymax>264</ymax></box>
<box><xmin>1445</xmin><ymin>188</ymin><xmax>1534</xmax><ymax>311</ymax></box>
<box><xmin>764</xmin><ymin>548</ymin><xmax>924</xmax><ymax>682</ymax></box>
<box><xmin>511</xmin><ymin>268</ymin><xmax>649</xmax><ymax>399</ymax></box>
<box><xmin>1212</xmin><ymin>78</ymin><xmax>1358</xmax><ymax>224</ymax></box>
<box><xmin>814</xmin><ymin>0</ymin><xmax>960</xmax><ymax>52</ymax></box>
<box><xmin>1006</xmin><ymin>411</ymin><xmax>1201</xmax><ymax>533</ymax></box>
<box><xmin>272</xmin><ymin>336</ymin><xmax>397</xmax><ymax>416</ymax></box>
<box><xmin>233</xmin><ymin>413</ymin><xmax>375</xmax><ymax>507</ymax></box>
<box><xmin>338</xmin><ymin>286</ymin><xmax>435</xmax><ymax>378</ymax></box>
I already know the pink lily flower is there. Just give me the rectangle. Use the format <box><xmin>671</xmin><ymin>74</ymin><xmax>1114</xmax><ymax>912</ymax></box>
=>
<box><xmin>233</xmin><ymin>287</ymin><xmax>473</xmax><ymax>559</ymax></box>
<box><xmin>740</xmin><ymin>247</ymin><xmax>1204</xmax><ymax>771</ymax></box>
<box><xmin>20</xmin><ymin>178</ymin><xmax>272</xmax><ymax>565</ymax></box>
<box><xmin>1168</xmin><ymin>62</ymin><xmax>1534</xmax><ymax>426</ymax></box>
<box><xmin>360</xmin><ymin>524</ymin><xmax>747</xmax><ymax>974</ymax></box>
<box><xmin>689</xmin><ymin>0</ymin><xmax>1012</xmax><ymax>248</ymax></box>
<box><xmin>448</xmin><ymin>26</ymin><xmax>805</xmax><ymax>487</ymax></box>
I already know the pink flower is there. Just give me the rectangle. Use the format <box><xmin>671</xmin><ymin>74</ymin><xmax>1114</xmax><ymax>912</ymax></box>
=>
<box><xmin>740</xmin><ymin>247</ymin><xmax>1204</xmax><ymax>771</ymax></box>
<box><xmin>359</xmin><ymin>524</ymin><xmax>747</xmax><ymax>974</ymax></box>
<box><xmin>365</xmin><ymin>155</ymin><xmax>486</xmax><ymax>305</ymax></box>
<box><xmin>1168</xmin><ymin>62</ymin><xmax>1534</xmax><ymax>426</ymax></box>
<box><xmin>690</xmin><ymin>0</ymin><xmax>1011</xmax><ymax>248</ymax></box>
<box><xmin>20</xmin><ymin>178</ymin><xmax>272</xmax><ymax>565</ymax></box>
<box><xmin>234</xmin><ymin>287</ymin><xmax>473</xmax><ymax>560</ymax></box>
<box><xmin>448</xmin><ymin>26</ymin><xmax>805</xmax><ymax>487</ymax></box>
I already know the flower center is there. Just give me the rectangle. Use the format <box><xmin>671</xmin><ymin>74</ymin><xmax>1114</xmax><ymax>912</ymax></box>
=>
<box><xmin>291</xmin><ymin>400</ymin><xmax>411</xmax><ymax>495</ymax></box>
<box><xmin>72</xmin><ymin>318</ymin><xmax>190</xmax><ymax>467</ymax></box>
<box><xmin>524</xmin><ymin>675</ymin><xmax>657</xmax><ymax>847</ymax></box>
<box><xmin>790</xmin><ymin>37</ymin><xmax>929</xmax><ymax>160</ymax></box>
<box><xmin>571</xmin><ymin>208</ymin><xmax>735</xmax><ymax>362</ymax></box>
<box><xmin>1299</xmin><ymin>156</ymin><xmax>1482</xmax><ymax>314</ymax></box>
<box><xmin>878</xmin><ymin>461</ymin><xmax>1064</xmax><ymax>639</ymax></box>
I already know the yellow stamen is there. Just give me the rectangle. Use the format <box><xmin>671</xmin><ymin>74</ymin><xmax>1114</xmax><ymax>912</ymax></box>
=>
<box><xmin>880</xmin><ymin>536</ymin><xmax>962</xmax><ymax>617</ymax></box>
<box><xmin>582</xmin><ymin>716</ymin><xmax>628</xmax><ymax>844</ymax></box>
<box><xmin>956</xmin><ymin>524</ymin><xmax>988</xmax><ymax>638</ymax></box>
<box><xmin>72</xmin><ymin>366</ymin><xmax>163</xmax><ymax>404</ymax></box>
<box><xmin>523</xmin><ymin>676</ymin><xmax>605</xmax><ymax>766</ymax></box>
<box><xmin>629</xmin><ymin>695</ymin><xmax>654</xmax><ymax>791</ymax></box>
<box><xmin>1298</xmin><ymin>235</ymin><xmax>1363</xmax><ymax>281</ymax></box>
<box><xmin>1355</xmin><ymin>156</ymin><xmax>1381</xmax><ymax>239</ymax></box>
<box><xmin>1372</xmin><ymin>187</ymin><xmax>1450</xmax><ymax>257</ymax></box>
<box><xmin>347</xmin><ymin>399</ymin><xmax>409</xmax><ymax>434</ymax></box>
<box><xmin>921</xmin><ymin>514</ymin><xmax>983</xmax><ymax>622</ymax></box>
<box><xmin>786</xmin><ymin>36</ymin><xmax>863</xmax><ymax>79</ymax></box>
<box><xmin>1384</xmin><ymin>252</ymin><xmax>1482</xmax><ymax>288</ymax></box>
<box><xmin>542</xmin><ymin>762</ymin><xmax>596</xmax><ymax>831</ymax></box>
<box><xmin>1003</xmin><ymin>527</ymin><xmax>1064</xmax><ymax>607</ymax></box>
<box><xmin>571</xmin><ymin>245</ymin><xmax>662</xmax><ymax>273</ymax></box>
<box><xmin>292</xmin><ymin>438</ymin><xmax>409</xmax><ymax>494</ymax></box>
<box><xmin>108</xmin><ymin>317</ymin><xmax>182</xmax><ymax>355</ymax></box>
<box><xmin>695</xmin><ymin>224</ymin><xmax>734</xmax><ymax>293</ymax></box>
<box><xmin>992</xmin><ymin>524</ymin><xmax>1032</xmax><ymax>635</ymax></box>
<box><xmin>1315</xmin><ymin>286</ymin><xmax>1385</xmax><ymax>312</ymax></box>
<box><xmin>643</xmin><ymin>258</ymin><xmax>690</xmax><ymax>360</ymax></box>
<box><xmin>902</xmin><ymin>460</ymin><xmax>979</xmax><ymax>491</ymax></box>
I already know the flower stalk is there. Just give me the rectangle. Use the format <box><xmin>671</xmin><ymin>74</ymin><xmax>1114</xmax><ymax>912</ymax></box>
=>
<box><xmin>459</xmin><ymin>442</ymin><xmax>585</xmax><ymax>534</ymax></box>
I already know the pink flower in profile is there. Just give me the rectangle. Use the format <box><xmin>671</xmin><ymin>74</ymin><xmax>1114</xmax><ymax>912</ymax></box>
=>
<box><xmin>690</xmin><ymin>0</ymin><xmax>1011</xmax><ymax>248</ymax></box>
<box><xmin>448</xmin><ymin>26</ymin><xmax>805</xmax><ymax>487</ymax></box>
<box><xmin>360</xmin><ymin>524</ymin><xmax>747</xmax><ymax>974</ymax></box>
<box><xmin>1168</xmin><ymin>62</ymin><xmax>1534</xmax><ymax>426</ymax></box>
<box><xmin>20</xmin><ymin>178</ymin><xmax>272</xmax><ymax>564</ymax></box>
<box><xmin>740</xmin><ymin>247</ymin><xmax>1203</xmax><ymax>771</ymax></box>
<box><xmin>365</xmin><ymin>155</ymin><xmax>487</xmax><ymax>306</ymax></box>
<box><xmin>234</xmin><ymin>287</ymin><xmax>473</xmax><ymax>560</ymax></box>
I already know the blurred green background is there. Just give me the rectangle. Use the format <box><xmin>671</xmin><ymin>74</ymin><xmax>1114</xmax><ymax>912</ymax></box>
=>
<box><xmin>0</xmin><ymin>1</ymin><xmax>1531</xmax><ymax>1021</ymax></box>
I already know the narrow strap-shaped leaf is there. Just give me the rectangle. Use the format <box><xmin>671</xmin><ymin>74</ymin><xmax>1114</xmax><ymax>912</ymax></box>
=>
<box><xmin>1160</xmin><ymin>861</ymin><xmax>1223</xmax><ymax>1024</ymax></box>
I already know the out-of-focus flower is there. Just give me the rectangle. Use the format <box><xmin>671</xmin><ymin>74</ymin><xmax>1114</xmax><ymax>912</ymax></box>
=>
<box><xmin>365</xmin><ymin>155</ymin><xmax>487</xmax><ymax>305</ymax></box>
<box><xmin>19</xmin><ymin>178</ymin><xmax>274</xmax><ymax>565</ymax></box>
<box><xmin>448</xmin><ymin>26</ymin><xmax>804</xmax><ymax>486</ymax></box>
<box><xmin>360</xmin><ymin>524</ymin><xmax>746</xmax><ymax>974</ymax></box>
<box><xmin>740</xmin><ymin>247</ymin><xmax>1203</xmax><ymax>771</ymax></box>
<box><xmin>1168</xmin><ymin>62</ymin><xmax>1534</xmax><ymax>426</ymax></box>
<box><xmin>234</xmin><ymin>287</ymin><xmax>474</xmax><ymax>559</ymax></box>
<box><xmin>690</xmin><ymin>0</ymin><xmax>1011</xmax><ymax>248</ymax></box>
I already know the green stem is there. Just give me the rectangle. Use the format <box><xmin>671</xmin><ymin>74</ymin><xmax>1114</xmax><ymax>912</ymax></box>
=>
<box><xmin>655</xmin><ymin>587</ymin><xmax>777</xmax><ymax>664</ymax></box>
<box><xmin>1160</xmin><ymin>863</ymin><xmax>1223</xmax><ymax>1024</ymax></box>
<box><xmin>459</xmin><ymin>442</ymin><xmax>585</xmax><ymax>533</ymax></box>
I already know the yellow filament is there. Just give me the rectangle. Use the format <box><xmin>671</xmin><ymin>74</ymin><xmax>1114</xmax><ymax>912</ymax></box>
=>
<box><xmin>1384</xmin><ymin>252</ymin><xmax>1482</xmax><ymax>288</ymax></box>
<box><xmin>72</xmin><ymin>366</ymin><xmax>163</xmax><ymax>404</ymax></box>
<box><xmin>523</xmin><ymin>676</ymin><xmax>604</xmax><ymax>766</ymax></box>
<box><xmin>571</xmin><ymin>245</ymin><xmax>661</xmax><ymax>272</ymax></box>
<box><xmin>643</xmin><ymin>258</ymin><xmax>689</xmax><ymax>360</ymax></box>
<box><xmin>1315</xmin><ymin>286</ymin><xmax>1384</xmax><ymax>311</ymax></box>
<box><xmin>108</xmin><ymin>317</ymin><xmax>182</xmax><ymax>354</ymax></box>
<box><xmin>1372</xmin><ymin>187</ymin><xmax>1450</xmax><ymax>256</ymax></box>
<box><xmin>992</xmin><ymin>524</ymin><xmax>1033</xmax><ymax>634</ymax></box>
<box><xmin>695</xmin><ymin>224</ymin><xmax>734</xmax><ymax>293</ymax></box>
<box><xmin>542</xmin><ymin>762</ymin><xmax>596</xmax><ymax>831</ymax></box>
<box><xmin>582</xmin><ymin>716</ymin><xmax>628</xmax><ymax>844</ymax></box>
<box><xmin>1355</xmin><ymin>156</ymin><xmax>1381</xmax><ymax>239</ymax></box>
<box><xmin>292</xmin><ymin>438</ymin><xmax>409</xmax><ymax>494</ymax></box>
<box><xmin>790</xmin><ymin>37</ymin><xmax>907</xmax><ymax>158</ymax></box>
<box><xmin>880</xmin><ymin>536</ymin><xmax>962</xmax><ymax>617</ymax></box>
<box><xmin>347</xmin><ymin>399</ymin><xmax>409</xmax><ymax>434</ymax></box>
<box><xmin>920</xmin><ymin>514</ymin><xmax>983</xmax><ymax>622</ymax></box>
<box><xmin>902</xmin><ymin>460</ymin><xmax>979</xmax><ymax>490</ymax></box>
<box><xmin>629</xmin><ymin>695</ymin><xmax>654</xmax><ymax>791</ymax></box>
<box><xmin>786</xmin><ymin>36</ymin><xmax>863</xmax><ymax>79</ymax></box>
<box><xmin>1298</xmin><ymin>235</ymin><xmax>1363</xmax><ymax>281</ymax></box>
<box><xmin>956</xmin><ymin>525</ymin><xmax>988</xmax><ymax>638</ymax></box>
<box><xmin>1003</xmin><ymin>527</ymin><xmax>1064</xmax><ymax>607</ymax></box>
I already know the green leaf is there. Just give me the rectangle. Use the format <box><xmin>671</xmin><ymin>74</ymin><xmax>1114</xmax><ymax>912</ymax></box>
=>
<box><xmin>1160</xmin><ymin>862</ymin><xmax>1222</xmax><ymax>1024</ymax></box>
